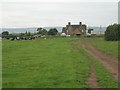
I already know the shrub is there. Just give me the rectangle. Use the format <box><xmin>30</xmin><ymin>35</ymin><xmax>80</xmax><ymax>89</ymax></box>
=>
<box><xmin>48</xmin><ymin>28</ymin><xmax>58</xmax><ymax>35</ymax></box>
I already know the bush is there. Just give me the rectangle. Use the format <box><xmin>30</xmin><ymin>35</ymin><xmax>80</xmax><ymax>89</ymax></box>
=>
<box><xmin>37</xmin><ymin>28</ymin><xmax>48</xmax><ymax>35</ymax></box>
<box><xmin>48</xmin><ymin>28</ymin><xmax>58</xmax><ymax>35</ymax></box>
<box><xmin>105</xmin><ymin>24</ymin><xmax>120</xmax><ymax>41</ymax></box>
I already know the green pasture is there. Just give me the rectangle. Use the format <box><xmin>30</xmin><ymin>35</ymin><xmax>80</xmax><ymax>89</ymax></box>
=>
<box><xmin>2</xmin><ymin>37</ymin><xmax>119</xmax><ymax>88</ymax></box>
<box><xmin>2</xmin><ymin>38</ymin><xmax>89</xmax><ymax>88</ymax></box>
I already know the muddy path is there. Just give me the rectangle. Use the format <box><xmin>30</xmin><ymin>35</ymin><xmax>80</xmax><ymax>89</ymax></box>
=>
<box><xmin>72</xmin><ymin>41</ymin><xmax>100</xmax><ymax>88</ymax></box>
<box><xmin>74</xmin><ymin>40</ymin><xmax>119</xmax><ymax>82</ymax></box>
<box><xmin>87</xmin><ymin>60</ymin><xmax>100</xmax><ymax>88</ymax></box>
<box><xmin>79</xmin><ymin>47</ymin><xmax>100</xmax><ymax>88</ymax></box>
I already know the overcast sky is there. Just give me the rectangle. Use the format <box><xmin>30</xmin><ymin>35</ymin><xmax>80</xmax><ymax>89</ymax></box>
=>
<box><xmin>0</xmin><ymin>0</ymin><xmax>119</xmax><ymax>28</ymax></box>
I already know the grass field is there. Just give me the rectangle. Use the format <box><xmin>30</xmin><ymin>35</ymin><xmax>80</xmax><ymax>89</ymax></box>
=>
<box><xmin>89</xmin><ymin>37</ymin><xmax>118</xmax><ymax>59</ymax></box>
<box><xmin>2</xmin><ymin>38</ymin><xmax>90</xmax><ymax>88</ymax></box>
<box><xmin>2</xmin><ymin>37</ymin><xmax>119</xmax><ymax>88</ymax></box>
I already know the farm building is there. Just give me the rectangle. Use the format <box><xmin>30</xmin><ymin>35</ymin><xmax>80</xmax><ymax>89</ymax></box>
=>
<box><xmin>62</xmin><ymin>22</ymin><xmax>87</xmax><ymax>36</ymax></box>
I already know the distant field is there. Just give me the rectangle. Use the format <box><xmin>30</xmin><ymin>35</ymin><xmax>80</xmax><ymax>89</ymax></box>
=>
<box><xmin>2</xmin><ymin>37</ymin><xmax>119</xmax><ymax>88</ymax></box>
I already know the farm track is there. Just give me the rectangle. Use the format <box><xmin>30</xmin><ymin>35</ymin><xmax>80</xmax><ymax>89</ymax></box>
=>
<box><xmin>74</xmin><ymin>40</ymin><xmax>119</xmax><ymax>82</ymax></box>
<box><xmin>87</xmin><ymin>60</ymin><xmax>100</xmax><ymax>88</ymax></box>
<box><xmin>79</xmin><ymin>47</ymin><xmax>100</xmax><ymax>88</ymax></box>
<box><xmin>72</xmin><ymin>41</ymin><xmax>100</xmax><ymax>88</ymax></box>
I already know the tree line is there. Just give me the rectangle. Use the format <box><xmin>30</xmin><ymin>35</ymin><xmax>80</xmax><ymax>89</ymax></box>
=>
<box><xmin>2</xmin><ymin>24</ymin><xmax>120</xmax><ymax>41</ymax></box>
<box><xmin>37</xmin><ymin>27</ymin><xmax>58</xmax><ymax>35</ymax></box>
<box><xmin>1</xmin><ymin>27</ymin><xmax>58</xmax><ymax>39</ymax></box>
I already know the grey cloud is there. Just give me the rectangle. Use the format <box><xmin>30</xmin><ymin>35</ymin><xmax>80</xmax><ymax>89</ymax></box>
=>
<box><xmin>1</xmin><ymin>2</ymin><xmax>118</xmax><ymax>27</ymax></box>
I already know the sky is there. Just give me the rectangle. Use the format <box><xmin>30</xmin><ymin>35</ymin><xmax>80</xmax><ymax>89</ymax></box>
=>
<box><xmin>118</xmin><ymin>1</ymin><xmax>120</xmax><ymax>24</ymax></box>
<box><xmin>0</xmin><ymin>0</ymin><xmax>119</xmax><ymax>28</ymax></box>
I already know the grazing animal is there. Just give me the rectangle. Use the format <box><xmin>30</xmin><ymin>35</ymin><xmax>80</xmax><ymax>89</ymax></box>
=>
<box><xmin>10</xmin><ymin>38</ymin><xmax>15</xmax><ymax>41</ymax></box>
<box><xmin>16</xmin><ymin>37</ymin><xmax>20</xmax><ymax>40</ymax></box>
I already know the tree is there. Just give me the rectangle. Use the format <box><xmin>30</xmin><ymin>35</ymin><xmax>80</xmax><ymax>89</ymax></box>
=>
<box><xmin>88</xmin><ymin>29</ymin><xmax>93</xmax><ymax>34</ymax></box>
<box><xmin>37</xmin><ymin>28</ymin><xmax>48</xmax><ymax>35</ymax></box>
<box><xmin>25</xmin><ymin>31</ymin><xmax>28</xmax><ymax>35</ymax></box>
<box><xmin>48</xmin><ymin>28</ymin><xmax>58</xmax><ymax>35</ymax></box>
<box><xmin>19</xmin><ymin>32</ymin><xmax>25</xmax><ymax>38</ymax></box>
<box><xmin>2</xmin><ymin>31</ymin><xmax>9</xmax><ymax>38</ymax></box>
<box><xmin>2</xmin><ymin>31</ymin><xmax>9</xmax><ymax>35</ymax></box>
<box><xmin>105</xmin><ymin>24</ymin><xmax>120</xmax><ymax>41</ymax></box>
<box><xmin>28</xmin><ymin>32</ymin><xmax>31</xmax><ymax>36</ymax></box>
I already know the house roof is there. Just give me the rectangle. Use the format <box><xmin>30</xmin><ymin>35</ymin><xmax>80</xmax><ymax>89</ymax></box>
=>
<box><xmin>66</xmin><ymin>24</ymin><xmax>86</xmax><ymax>29</ymax></box>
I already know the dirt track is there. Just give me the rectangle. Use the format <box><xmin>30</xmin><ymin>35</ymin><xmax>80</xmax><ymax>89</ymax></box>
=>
<box><xmin>78</xmin><ymin>46</ymin><xmax>100</xmax><ymax>88</ymax></box>
<box><xmin>75</xmin><ymin>40</ymin><xmax>118</xmax><ymax>82</ymax></box>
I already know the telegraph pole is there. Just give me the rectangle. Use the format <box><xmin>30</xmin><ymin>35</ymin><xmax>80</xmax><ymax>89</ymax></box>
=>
<box><xmin>100</xmin><ymin>25</ymin><xmax>102</xmax><ymax>35</ymax></box>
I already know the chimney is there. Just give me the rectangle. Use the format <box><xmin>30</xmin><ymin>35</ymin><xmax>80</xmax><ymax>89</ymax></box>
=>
<box><xmin>79</xmin><ymin>22</ymin><xmax>82</xmax><ymax>26</ymax></box>
<box><xmin>68</xmin><ymin>22</ymin><xmax>71</xmax><ymax>26</ymax></box>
